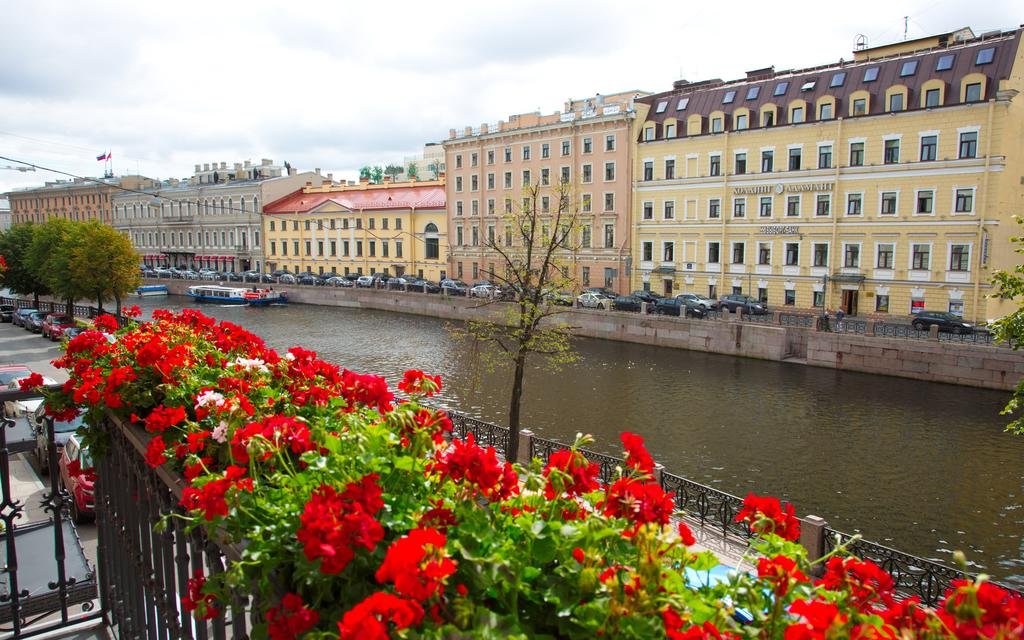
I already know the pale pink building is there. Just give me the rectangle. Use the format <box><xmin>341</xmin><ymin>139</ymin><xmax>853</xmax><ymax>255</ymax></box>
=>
<box><xmin>443</xmin><ymin>91</ymin><xmax>647</xmax><ymax>292</ymax></box>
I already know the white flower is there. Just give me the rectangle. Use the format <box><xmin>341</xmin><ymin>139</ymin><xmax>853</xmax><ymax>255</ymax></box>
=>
<box><xmin>232</xmin><ymin>357</ymin><xmax>269</xmax><ymax>373</ymax></box>
<box><xmin>195</xmin><ymin>390</ymin><xmax>225</xmax><ymax>409</ymax></box>
<box><xmin>285</xmin><ymin>352</ymin><xmax>296</xmax><ymax>361</ymax></box>
<box><xmin>212</xmin><ymin>421</ymin><xmax>229</xmax><ymax>443</ymax></box>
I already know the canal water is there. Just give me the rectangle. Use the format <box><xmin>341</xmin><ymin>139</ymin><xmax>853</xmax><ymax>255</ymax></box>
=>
<box><xmin>133</xmin><ymin>296</ymin><xmax>1024</xmax><ymax>587</ymax></box>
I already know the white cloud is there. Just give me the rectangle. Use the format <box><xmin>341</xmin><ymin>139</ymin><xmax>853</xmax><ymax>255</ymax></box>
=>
<box><xmin>0</xmin><ymin>0</ymin><xmax>1019</xmax><ymax>193</ymax></box>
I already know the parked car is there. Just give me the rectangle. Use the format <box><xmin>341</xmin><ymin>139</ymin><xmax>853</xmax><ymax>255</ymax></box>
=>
<box><xmin>369</xmin><ymin>273</ymin><xmax>389</xmax><ymax>288</ymax></box>
<box><xmin>585</xmin><ymin>287</ymin><xmax>619</xmax><ymax>299</ymax></box>
<box><xmin>910</xmin><ymin>310</ymin><xmax>977</xmax><ymax>334</ymax></box>
<box><xmin>62</xmin><ymin>326</ymin><xmax>86</xmax><ymax>342</ymax></box>
<box><xmin>30</xmin><ymin>403</ymin><xmax>84</xmax><ymax>475</ymax></box>
<box><xmin>297</xmin><ymin>273</ymin><xmax>320</xmax><ymax>286</ymax></box>
<box><xmin>41</xmin><ymin>313</ymin><xmax>76</xmax><ymax>340</ymax></box>
<box><xmin>356</xmin><ymin>275</ymin><xmax>374</xmax><ymax>288</ymax></box>
<box><xmin>407</xmin><ymin>279</ymin><xmax>441</xmax><ymax>293</ymax></box>
<box><xmin>0</xmin><ymin>364</ymin><xmax>31</xmax><ymax>386</ymax></box>
<box><xmin>0</xmin><ymin>304</ymin><xmax>16</xmax><ymax>322</ymax></box>
<box><xmin>324</xmin><ymin>276</ymin><xmax>354</xmax><ymax>287</ymax></box>
<box><xmin>387</xmin><ymin>276</ymin><xmax>416</xmax><ymax>290</ymax></box>
<box><xmin>577</xmin><ymin>292</ymin><xmax>611</xmax><ymax>310</ymax></box>
<box><xmin>470</xmin><ymin>283</ymin><xmax>497</xmax><ymax>298</ymax></box>
<box><xmin>199</xmin><ymin>270</ymin><xmax>220</xmax><ymax>281</ymax></box>
<box><xmin>12</xmin><ymin>307</ymin><xmax>39</xmax><ymax>327</ymax></box>
<box><xmin>676</xmin><ymin>293</ymin><xmax>719</xmax><ymax>311</ymax></box>
<box><xmin>654</xmin><ymin>297</ymin><xmax>708</xmax><ymax>318</ymax></box>
<box><xmin>719</xmin><ymin>294</ymin><xmax>768</xmax><ymax>315</ymax></box>
<box><xmin>270</xmin><ymin>269</ymin><xmax>291</xmax><ymax>278</ymax></box>
<box><xmin>4</xmin><ymin>375</ymin><xmax>58</xmax><ymax>417</ymax></box>
<box><xmin>543</xmin><ymin>290</ymin><xmax>575</xmax><ymax>306</ymax></box>
<box><xmin>279</xmin><ymin>274</ymin><xmax>298</xmax><ymax>284</ymax></box>
<box><xmin>25</xmin><ymin>311</ymin><xmax>47</xmax><ymax>333</ymax></box>
<box><xmin>612</xmin><ymin>295</ymin><xmax>643</xmax><ymax>312</ymax></box>
<box><xmin>59</xmin><ymin>433</ymin><xmax>95</xmax><ymax>523</ymax></box>
<box><xmin>631</xmin><ymin>290</ymin><xmax>661</xmax><ymax>305</ymax></box>
<box><xmin>440</xmin><ymin>279</ymin><xmax>469</xmax><ymax>296</ymax></box>
<box><xmin>152</xmin><ymin>267</ymin><xmax>173</xmax><ymax>277</ymax></box>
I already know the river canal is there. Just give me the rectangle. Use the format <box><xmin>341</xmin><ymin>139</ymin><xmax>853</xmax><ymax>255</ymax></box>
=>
<box><xmin>133</xmin><ymin>296</ymin><xmax>1024</xmax><ymax>587</ymax></box>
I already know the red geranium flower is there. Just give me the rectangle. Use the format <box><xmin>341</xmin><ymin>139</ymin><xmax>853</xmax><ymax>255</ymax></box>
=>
<box><xmin>337</xmin><ymin>592</ymin><xmax>423</xmax><ymax>640</ymax></box>
<box><xmin>431</xmin><ymin>433</ymin><xmax>519</xmax><ymax>502</ymax></box>
<box><xmin>296</xmin><ymin>476</ymin><xmax>385</xmax><ymax>575</ymax></box>
<box><xmin>398</xmin><ymin>369</ymin><xmax>442</xmax><ymax>396</ymax></box>
<box><xmin>181</xmin><ymin>569</ymin><xmax>219</xmax><ymax>620</ymax></box>
<box><xmin>784</xmin><ymin>599</ymin><xmax>847</xmax><ymax>640</ymax></box>
<box><xmin>17</xmin><ymin>372</ymin><xmax>45</xmax><ymax>391</ymax></box>
<box><xmin>757</xmin><ymin>555</ymin><xmax>809</xmax><ymax>597</ymax></box>
<box><xmin>144</xmin><ymin>435</ymin><xmax>168</xmax><ymax>468</ymax></box>
<box><xmin>735</xmin><ymin>493</ymin><xmax>801</xmax><ymax>542</ymax></box>
<box><xmin>602</xmin><ymin>477</ymin><xmax>675</xmax><ymax>526</ymax></box>
<box><xmin>818</xmin><ymin>556</ymin><xmax>895</xmax><ymax>610</ymax></box>
<box><xmin>621</xmin><ymin>432</ymin><xmax>655</xmax><ymax>475</ymax></box>
<box><xmin>93</xmin><ymin>313</ymin><xmax>120</xmax><ymax>333</ymax></box>
<box><xmin>543</xmin><ymin>449</ymin><xmax>600</xmax><ymax>500</ymax></box>
<box><xmin>265</xmin><ymin>593</ymin><xmax>319</xmax><ymax>640</ymax></box>
<box><xmin>142</xmin><ymin>404</ymin><xmax>188</xmax><ymax>434</ymax></box>
<box><xmin>123</xmin><ymin>305</ymin><xmax>142</xmax><ymax>318</ymax></box>
<box><xmin>375</xmin><ymin>527</ymin><xmax>457</xmax><ymax>601</ymax></box>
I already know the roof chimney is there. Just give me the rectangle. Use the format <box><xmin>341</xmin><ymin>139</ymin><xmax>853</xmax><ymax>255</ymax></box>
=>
<box><xmin>203</xmin><ymin>163</ymin><xmax>210</xmax><ymax>171</ymax></box>
<box><xmin>315</xmin><ymin>167</ymin><xmax>321</xmax><ymax>174</ymax></box>
<box><xmin>220</xmin><ymin>162</ymin><xmax>227</xmax><ymax>170</ymax></box>
<box><xmin>194</xmin><ymin>164</ymin><xmax>201</xmax><ymax>173</ymax></box>
<box><xmin>322</xmin><ymin>179</ymin><xmax>331</xmax><ymax>187</ymax></box>
<box><xmin>327</xmin><ymin>173</ymin><xmax>333</xmax><ymax>182</ymax></box>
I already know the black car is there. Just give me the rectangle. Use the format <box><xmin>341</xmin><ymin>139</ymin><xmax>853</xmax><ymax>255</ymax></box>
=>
<box><xmin>297</xmin><ymin>273</ymin><xmax>320</xmax><ymax>286</ymax></box>
<box><xmin>719</xmin><ymin>294</ymin><xmax>768</xmax><ymax>315</ymax></box>
<box><xmin>0</xmin><ymin>304</ymin><xmax>16</xmax><ymax>322</ymax></box>
<box><xmin>631</xmin><ymin>290</ymin><xmax>661</xmax><ymax>305</ymax></box>
<box><xmin>911</xmin><ymin>310</ymin><xmax>977</xmax><ymax>334</ymax></box>
<box><xmin>585</xmin><ymin>287</ymin><xmax>619</xmax><ymax>299</ymax></box>
<box><xmin>612</xmin><ymin>295</ymin><xmax>643</xmax><ymax>312</ymax></box>
<box><xmin>12</xmin><ymin>308</ymin><xmax>39</xmax><ymax>327</ymax></box>
<box><xmin>654</xmin><ymin>298</ymin><xmax>707</xmax><ymax>318</ymax></box>
<box><xmin>26</xmin><ymin>311</ymin><xmax>47</xmax><ymax>333</ymax></box>
<box><xmin>406</xmin><ymin>278</ymin><xmax>441</xmax><ymax>294</ymax></box>
<box><xmin>440</xmin><ymin>279</ymin><xmax>469</xmax><ymax>296</ymax></box>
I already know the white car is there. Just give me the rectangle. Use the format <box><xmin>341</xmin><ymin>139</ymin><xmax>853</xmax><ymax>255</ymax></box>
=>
<box><xmin>4</xmin><ymin>375</ymin><xmax>58</xmax><ymax>418</ymax></box>
<box><xmin>469</xmin><ymin>284</ymin><xmax>496</xmax><ymax>298</ymax></box>
<box><xmin>577</xmin><ymin>292</ymin><xmax>611</xmax><ymax>310</ymax></box>
<box><xmin>676</xmin><ymin>293</ymin><xmax>719</xmax><ymax>312</ymax></box>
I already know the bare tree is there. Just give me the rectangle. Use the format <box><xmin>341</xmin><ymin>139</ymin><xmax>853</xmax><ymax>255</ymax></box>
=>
<box><xmin>452</xmin><ymin>181</ymin><xmax>582</xmax><ymax>461</ymax></box>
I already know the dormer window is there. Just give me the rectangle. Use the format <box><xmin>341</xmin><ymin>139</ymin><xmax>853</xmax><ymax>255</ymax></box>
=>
<box><xmin>655</xmin><ymin>100</ymin><xmax>668</xmax><ymax>113</ymax></box>
<box><xmin>899</xmin><ymin>60</ymin><xmax>918</xmax><ymax>77</ymax></box>
<box><xmin>975</xmin><ymin>47</ymin><xmax>995</xmax><ymax>65</ymax></box>
<box><xmin>829</xmin><ymin>72</ymin><xmax>846</xmax><ymax>88</ymax></box>
<box><xmin>936</xmin><ymin>54</ymin><xmax>955</xmax><ymax>71</ymax></box>
<box><xmin>676</xmin><ymin>97</ymin><xmax>689</xmax><ymax>110</ymax></box>
<box><xmin>773</xmin><ymin>81</ymin><xmax>789</xmax><ymax>96</ymax></box>
<box><xmin>723</xmin><ymin>91</ymin><xmax>736</xmax><ymax>104</ymax></box>
<box><xmin>746</xmin><ymin>86</ymin><xmax>760</xmax><ymax>100</ymax></box>
<box><xmin>800</xmin><ymin>80</ymin><xmax>816</xmax><ymax>91</ymax></box>
<box><xmin>863</xmin><ymin>67</ymin><xmax>880</xmax><ymax>82</ymax></box>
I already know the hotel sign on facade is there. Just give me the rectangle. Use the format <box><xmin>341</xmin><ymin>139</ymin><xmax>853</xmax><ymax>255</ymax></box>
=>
<box><xmin>733</xmin><ymin>182</ymin><xmax>834</xmax><ymax>195</ymax></box>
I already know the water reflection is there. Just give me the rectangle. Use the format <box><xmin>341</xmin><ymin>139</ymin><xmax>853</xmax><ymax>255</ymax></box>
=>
<box><xmin>135</xmin><ymin>297</ymin><xmax>1024</xmax><ymax>586</ymax></box>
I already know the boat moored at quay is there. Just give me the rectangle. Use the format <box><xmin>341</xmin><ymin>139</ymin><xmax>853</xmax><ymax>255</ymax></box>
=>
<box><xmin>135</xmin><ymin>284</ymin><xmax>168</xmax><ymax>297</ymax></box>
<box><xmin>185</xmin><ymin>285</ymin><xmax>287</xmax><ymax>306</ymax></box>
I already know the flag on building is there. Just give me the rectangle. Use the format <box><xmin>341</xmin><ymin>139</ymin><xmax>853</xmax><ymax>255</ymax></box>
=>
<box><xmin>96</xmin><ymin>151</ymin><xmax>109</xmax><ymax>161</ymax></box>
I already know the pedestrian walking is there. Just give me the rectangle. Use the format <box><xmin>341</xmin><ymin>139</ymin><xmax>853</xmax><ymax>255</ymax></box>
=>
<box><xmin>835</xmin><ymin>307</ymin><xmax>846</xmax><ymax>331</ymax></box>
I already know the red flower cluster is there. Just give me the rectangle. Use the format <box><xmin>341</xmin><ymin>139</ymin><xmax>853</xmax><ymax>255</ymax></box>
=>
<box><xmin>337</xmin><ymin>592</ymin><xmax>423</xmax><ymax>639</ymax></box>
<box><xmin>375</xmin><ymin>527</ymin><xmax>457</xmax><ymax>601</ymax></box>
<box><xmin>621</xmin><ymin>432</ymin><xmax>655</xmax><ymax>475</ymax></box>
<box><xmin>757</xmin><ymin>555</ymin><xmax>809</xmax><ymax>597</ymax></box>
<box><xmin>65</xmin><ymin>459</ymin><xmax>97</xmax><ymax>482</ymax></box>
<box><xmin>144</xmin><ymin>435</ymin><xmax>168</xmax><ymax>468</ymax></box>
<box><xmin>230</xmin><ymin>415</ymin><xmax>315</xmax><ymax>464</ymax></box>
<box><xmin>431</xmin><ymin>433</ymin><xmax>519</xmax><ymax>502</ymax></box>
<box><xmin>940</xmin><ymin>579</ymin><xmax>1024</xmax><ymax>638</ymax></box>
<box><xmin>818</xmin><ymin>556</ymin><xmax>895</xmax><ymax>610</ymax></box>
<box><xmin>296</xmin><ymin>476</ymin><xmax>385</xmax><ymax>574</ymax></box>
<box><xmin>735</xmin><ymin>493</ymin><xmax>801</xmax><ymax>542</ymax></box>
<box><xmin>93</xmin><ymin>313</ymin><xmax>120</xmax><ymax>333</ymax></box>
<box><xmin>542</xmin><ymin>449</ymin><xmax>600</xmax><ymax>500</ymax></box>
<box><xmin>181</xmin><ymin>570</ymin><xmax>219</xmax><ymax>620</ymax></box>
<box><xmin>265</xmin><ymin>593</ymin><xmax>319</xmax><ymax>640</ymax></box>
<box><xmin>663</xmin><ymin>608</ymin><xmax>737</xmax><ymax>640</ymax></box>
<box><xmin>340</xmin><ymin>369</ymin><xmax>393</xmax><ymax>414</ymax></box>
<box><xmin>17</xmin><ymin>372</ymin><xmax>45</xmax><ymax>391</ymax></box>
<box><xmin>180</xmin><ymin>465</ymin><xmax>253</xmax><ymax>521</ymax></box>
<box><xmin>141</xmin><ymin>404</ymin><xmax>188</xmax><ymax>433</ymax></box>
<box><xmin>602</xmin><ymin>477</ymin><xmax>676</xmax><ymax>527</ymax></box>
<box><xmin>784</xmin><ymin>599</ymin><xmax>847</xmax><ymax>639</ymax></box>
<box><xmin>398</xmin><ymin>369</ymin><xmax>442</xmax><ymax>396</ymax></box>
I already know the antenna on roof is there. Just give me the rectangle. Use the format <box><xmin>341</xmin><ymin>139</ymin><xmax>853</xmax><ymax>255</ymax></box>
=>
<box><xmin>903</xmin><ymin>16</ymin><xmax>908</xmax><ymax>40</ymax></box>
<box><xmin>855</xmin><ymin>34</ymin><xmax>868</xmax><ymax>50</ymax></box>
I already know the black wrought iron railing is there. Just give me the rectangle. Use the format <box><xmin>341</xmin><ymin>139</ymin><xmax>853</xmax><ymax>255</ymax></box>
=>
<box><xmin>448</xmin><ymin>412</ymin><xmax>510</xmax><ymax>457</ymax></box>
<box><xmin>529</xmin><ymin>435</ymin><xmax>623</xmax><ymax>486</ymax></box>
<box><xmin>659</xmin><ymin>471</ymin><xmax>753</xmax><ymax>541</ymax></box>
<box><xmin>780</xmin><ymin>313</ymin><xmax>815</xmax><ymax>328</ymax></box>
<box><xmin>874</xmin><ymin>322</ymin><xmax>931</xmax><ymax>340</ymax></box>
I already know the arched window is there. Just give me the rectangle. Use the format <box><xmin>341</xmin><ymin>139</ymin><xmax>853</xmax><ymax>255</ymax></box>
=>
<box><xmin>425</xmin><ymin>222</ymin><xmax>440</xmax><ymax>259</ymax></box>
<box><xmin>425</xmin><ymin>222</ymin><xmax>439</xmax><ymax>233</ymax></box>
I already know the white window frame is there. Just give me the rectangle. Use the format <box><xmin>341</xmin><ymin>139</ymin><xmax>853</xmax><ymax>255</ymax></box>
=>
<box><xmin>663</xmin><ymin>199</ymin><xmax>675</xmax><ymax>220</ymax></box>
<box><xmin>732</xmin><ymin>196</ymin><xmax>747</xmax><ymax>219</ymax></box>
<box><xmin>879</xmin><ymin>190</ymin><xmax>900</xmax><ymax>216</ymax></box>
<box><xmin>641</xmin><ymin>240</ymin><xmax>654</xmax><ymax>262</ymax></box>
<box><xmin>641</xmin><ymin>200</ymin><xmax>654</xmax><ymax>221</ymax></box>
<box><xmin>731</xmin><ymin>240</ymin><xmax>747</xmax><ymax>264</ymax></box>
<box><xmin>662</xmin><ymin>240</ymin><xmax>675</xmax><ymax>263</ymax></box>
<box><xmin>842</xmin><ymin>241</ymin><xmax>862</xmax><ymax>268</ymax></box>
<box><xmin>874</xmin><ymin>242</ymin><xmax>896</xmax><ymax>269</ymax></box>
<box><xmin>814</xmin><ymin>193</ymin><xmax>832</xmax><ymax>217</ymax></box>
<box><xmin>947</xmin><ymin>241</ymin><xmax>972</xmax><ymax>272</ymax></box>
<box><xmin>914</xmin><ymin>188</ymin><xmax>936</xmax><ymax>216</ymax></box>
<box><xmin>845</xmin><ymin>191</ymin><xmax>864</xmax><ymax>216</ymax></box>
<box><xmin>785</xmin><ymin>194</ymin><xmax>802</xmax><ymax>217</ymax></box>
<box><xmin>909</xmin><ymin>242</ymin><xmax>933</xmax><ymax>271</ymax></box>
<box><xmin>706</xmin><ymin>240</ymin><xmax>722</xmax><ymax>264</ymax></box>
<box><xmin>952</xmin><ymin>186</ymin><xmax>976</xmax><ymax>215</ymax></box>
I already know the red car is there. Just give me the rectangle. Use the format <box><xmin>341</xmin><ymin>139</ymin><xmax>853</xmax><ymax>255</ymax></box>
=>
<box><xmin>58</xmin><ymin>433</ymin><xmax>95</xmax><ymax>523</ymax></box>
<box><xmin>41</xmin><ymin>313</ymin><xmax>76</xmax><ymax>341</ymax></box>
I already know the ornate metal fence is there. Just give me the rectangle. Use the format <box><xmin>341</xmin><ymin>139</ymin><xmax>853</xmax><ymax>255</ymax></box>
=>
<box><xmin>938</xmin><ymin>330</ymin><xmax>996</xmax><ymax>345</ymax></box>
<box><xmin>780</xmin><ymin>313</ymin><xmax>815</xmax><ymax>328</ymax></box>
<box><xmin>447</xmin><ymin>411</ymin><xmax>511</xmax><ymax>457</ymax></box>
<box><xmin>529</xmin><ymin>436</ymin><xmax>623</xmax><ymax>486</ymax></box>
<box><xmin>875</xmin><ymin>322</ymin><xmax>930</xmax><ymax>340</ymax></box>
<box><xmin>659</xmin><ymin>472</ymin><xmax>752</xmax><ymax>541</ymax></box>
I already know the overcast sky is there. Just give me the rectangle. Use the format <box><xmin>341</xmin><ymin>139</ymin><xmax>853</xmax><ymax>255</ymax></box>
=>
<box><xmin>0</xmin><ymin>0</ymin><xmax>1019</xmax><ymax>195</ymax></box>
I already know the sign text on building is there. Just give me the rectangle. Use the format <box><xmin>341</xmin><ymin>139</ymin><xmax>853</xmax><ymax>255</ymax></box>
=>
<box><xmin>734</xmin><ymin>182</ymin><xmax>834</xmax><ymax>195</ymax></box>
<box><xmin>760</xmin><ymin>225</ymin><xmax>800</xmax><ymax>235</ymax></box>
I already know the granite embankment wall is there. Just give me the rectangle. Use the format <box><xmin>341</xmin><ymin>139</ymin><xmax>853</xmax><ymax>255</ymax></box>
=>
<box><xmin>162</xmin><ymin>282</ymin><xmax>1024</xmax><ymax>391</ymax></box>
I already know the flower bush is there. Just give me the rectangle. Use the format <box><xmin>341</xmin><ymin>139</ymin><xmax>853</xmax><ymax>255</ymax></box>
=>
<box><xmin>47</xmin><ymin>309</ymin><xmax>1023</xmax><ymax>639</ymax></box>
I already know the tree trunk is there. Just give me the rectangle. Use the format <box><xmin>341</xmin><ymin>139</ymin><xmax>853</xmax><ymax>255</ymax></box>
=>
<box><xmin>96</xmin><ymin>290</ymin><xmax>104</xmax><ymax>315</ymax></box>
<box><xmin>506</xmin><ymin>351</ymin><xmax>526</xmax><ymax>463</ymax></box>
<box><xmin>114</xmin><ymin>293</ymin><xmax>122</xmax><ymax>318</ymax></box>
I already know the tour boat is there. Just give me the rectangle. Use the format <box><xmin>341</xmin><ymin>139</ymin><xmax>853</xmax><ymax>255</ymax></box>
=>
<box><xmin>136</xmin><ymin>284</ymin><xmax>169</xmax><ymax>297</ymax></box>
<box><xmin>186</xmin><ymin>285</ymin><xmax>288</xmax><ymax>306</ymax></box>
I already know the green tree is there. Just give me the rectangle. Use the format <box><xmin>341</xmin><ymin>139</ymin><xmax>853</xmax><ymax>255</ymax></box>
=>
<box><xmin>427</xmin><ymin>161</ymin><xmax>441</xmax><ymax>180</ymax></box>
<box><xmin>384</xmin><ymin>164</ymin><xmax>403</xmax><ymax>182</ymax></box>
<box><xmin>988</xmin><ymin>216</ymin><xmax>1024</xmax><ymax>434</ymax></box>
<box><xmin>71</xmin><ymin>222</ymin><xmax>141</xmax><ymax>315</ymax></box>
<box><xmin>370</xmin><ymin>165</ymin><xmax>384</xmax><ymax>184</ymax></box>
<box><xmin>451</xmin><ymin>181</ymin><xmax>582</xmax><ymax>461</ymax></box>
<box><xmin>407</xmin><ymin>161</ymin><xmax>419</xmax><ymax>180</ymax></box>
<box><xmin>26</xmin><ymin>218</ymin><xmax>79</xmax><ymax>314</ymax></box>
<box><xmin>359</xmin><ymin>166</ymin><xmax>372</xmax><ymax>182</ymax></box>
<box><xmin>0</xmin><ymin>223</ymin><xmax>49</xmax><ymax>304</ymax></box>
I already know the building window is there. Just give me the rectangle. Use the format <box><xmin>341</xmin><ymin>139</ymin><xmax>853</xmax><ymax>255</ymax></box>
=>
<box><xmin>663</xmin><ymin>201</ymin><xmax>674</xmax><ymax>219</ymax></box>
<box><xmin>881</xmin><ymin>192</ymin><xmax>898</xmax><ymax>215</ymax></box>
<box><xmin>541</xmin><ymin>143</ymin><xmax>550</xmax><ymax>158</ymax></box>
<box><xmin>925</xmin><ymin>88</ymin><xmax>941</xmax><ymax>107</ymax></box>
<box><xmin>733</xmin><ymin>198</ymin><xmax>746</xmax><ymax>218</ymax></box>
<box><xmin>642</xmin><ymin>241</ymin><xmax>653</xmax><ymax>262</ymax></box>
<box><xmin>911</xmin><ymin>244</ymin><xmax>930</xmax><ymax>270</ymax></box>
<box><xmin>785</xmin><ymin>242</ymin><xmax>799</xmax><ymax>265</ymax></box>
<box><xmin>790</xmin><ymin>106</ymin><xmax>804</xmax><ymax>123</ymax></box>
<box><xmin>813</xmin><ymin>243</ymin><xmax>828</xmax><ymax>267</ymax></box>
<box><xmin>581</xmin><ymin>194</ymin><xmax>592</xmax><ymax>213</ymax></box>
<box><xmin>784</xmin><ymin>289</ymin><xmax>795</xmax><ymax>305</ymax></box>
<box><xmin>936</xmin><ymin>54</ymin><xmax>955</xmax><ymax>71</ymax></box>
<box><xmin>955</xmin><ymin>188</ymin><xmax>974</xmax><ymax>213</ymax></box>
<box><xmin>762</xmin><ymin>110</ymin><xmax>775</xmax><ymax>127</ymax></box>
<box><xmin>711</xmin><ymin>117</ymin><xmax>723</xmax><ymax>133</ymax></box>
<box><xmin>875</xmin><ymin>295</ymin><xmax>889</xmax><ymax>312</ymax></box>
<box><xmin>844</xmin><ymin>244</ymin><xmax>860</xmax><ymax>268</ymax></box>
<box><xmin>541</xmin><ymin>168</ymin><xmax>550</xmax><ymax>186</ymax></box>
<box><xmin>849</xmin><ymin>142</ymin><xmax>864</xmax><ymax>166</ymax></box>
<box><xmin>758</xmin><ymin>243</ymin><xmax>771</xmax><ymax>265</ymax></box>
<box><xmin>522</xmin><ymin>145</ymin><xmax>531</xmax><ymax>160</ymax></box>
<box><xmin>602</xmin><ymin>193</ymin><xmax>614</xmax><ymax>212</ymax></box>
<box><xmin>853</xmin><ymin>98</ymin><xmax>867</xmax><ymax>115</ymax></box>
<box><xmin>759</xmin><ymin>197</ymin><xmax>772</xmax><ymax>217</ymax></box>
<box><xmin>916</xmin><ymin>190</ymin><xmax>934</xmax><ymax>214</ymax></box>
<box><xmin>965</xmin><ymin>82</ymin><xmax>982</xmax><ymax>102</ymax></box>
<box><xmin>503</xmin><ymin>172</ymin><xmax>512</xmax><ymax>189</ymax></box>
<box><xmin>709</xmin><ymin>155</ymin><xmax>721</xmax><ymax>176</ymax></box>
<box><xmin>708</xmin><ymin>199</ymin><xmax>721</xmax><ymax>219</ymax></box>
<box><xmin>604</xmin><ymin>224</ymin><xmax>615</xmax><ymax>248</ymax></box>
<box><xmin>877</xmin><ymin>244</ymin><xmax>894</xmax><ymax>269</ymax></box>
<box><xmin>456</xmin><ymin>201</ymin><xmax>464</xmax><ymax>216</ymax></box>
<box><xmin>487</xmin><ymin>150</ymin><xmax>495</xmax><ymax>164</ymax></box>
<box><xmin>976</xmin><ymin>47</ymin><xmax>995</xmax><ymax>65</ymax></box>
<box><xmin>732</xmin><ymin>242</ymin><xmax>745</xmax><ymax>264</ymax></box>
<box><xmin>471</xmin><ymin>227</ymin><xmax>479</xmax><ymax>246</ymax></box>
<box><xmin>663</xmin><ymin>242</ymin><xmax>675</xmax><ymax>262</ymax></box>
<box><xmin>642</xmin><ymin>202</ymin><xmax>653</xmax><ymax>220</ymax></box>
<box><xmin>884</xmin><ymin>139</ymin><xmax>900</xmax><ymax>164</ymax></box>
<box><xmin>708</xmin><ymin>242</ymin><xmax>720</xmax><ymax>263</ymax></box>
<box><xmin>818</xmin><ymin>145</ymin><xmax>832</xmax><ymax>168</ymax></box>
<box><xmin>561</xmin><ymin>140</ymin><xmax>570</xmax><ymax>156</ymax></box>
<box><xmin>900</xmin><ymin>60</ymin><xmax>918</xmax><ymax>77</ymax></box>
<box><xmin>847</xmin><ymin>193</ymin><xmax>862</xmax><ymax>216</ymax></box>
<box><xmin>665</xmin><ymin>123</ymin><xmax>676</xmax><ymax>137</ymax></box>
<box><xmin>503</xmin><ymin>147</ymin><xmax>512</xmax><ymax>162</ymax></box>
<box><xmin>815</xmin><ymin>194</ymin><xmax>831</xmax><ymax>217</ymax></box>
<box><xmin>950</xmin><ymin>244</ymin><xmax>970</xmax><ymax>271</ymax></box>
<box><xmin>786</xmin><ymin>196</ymin><xmax>800</xmax><ymax>217</ymax></box>
<box><xmin>888</xmin><ymin>93</ymin><xmax>904</xmax><ymax>111</ymax></box>
<box><xmin>920</xmin><ymin>135</ymin><xmax>937</xmax><ymax>161</ymax></box>
<box><xmin>734</xmin><ymin>153</ymin><xmax>746</xmax><ymax>174</ymax></box>
<box><xmin>582</xmin><ymin>137</ymin><xmax>593</xmax><ymax>153</ymax></box>
<box><xmin>581</xmin><ymin>266</ymin><xmax>590</xmax><ymax>286</ymax></box>
<box><xmin>788</xmin><ymin>147</ymin><xmax>801</xmax><ymax>171</ymax></box>
<box><xmin>604</xmin><ymin>162</ymin><xmax>615</xmax><ymax>181</ymax></box>
<box><xmin>643</xmin><ymin>161</ymin><xmax>653</xmax><ymax>181</ymax></box>
<box><xmin>487</xmin><ymin>173</ymin><xmax>496</xmax><ymax>190</ymax></box>
<box><xmin>644</xmin><ymin>127</ymin><xmax>655</xmax><ymax>141</ymax></box>
<box><xmin>522</xmin><ymin>169</ymin><xmax>531</xmax><ymax>186</ymax></box>
<box><xmin>761</xmin><ymin>150</ymin><xmax>774</xmax><ymax>172</ymax></box>
<box><xmin>560</xmin><ymin>166</ymin><xmax>570</xmax><ymax>183</ymax></box>
<box><xmin>605</xmin><ymin>134</ymin><xmax>616</xmax><ymax>151</ymax></box>
<box><xmin>455</xmin><ymin>155</ymin><xmax>463</xmax><ymax>169</ymax></box>
<box><xmin>959</xmin><ymin>131</ymin><xmax>978</xmax><ymax>158</ymax></box>
<box><xmin>819</xmin><ymin>103</ymin><xmax>833</xmax><ymax>120</ymax></box>
<box><xmin>665</xmin><ymin>159</ymin><xmax>675</xmax><ymax>179</ymax></box>
<box><xmin>471</xmin><ymin>175</ymin><xmax>479</xmax><ymax>191</ymax></box>
<box><xmin>735</xmin><ymin>114</ymin><xmax>748</xmax><ymax>130</ymax></box>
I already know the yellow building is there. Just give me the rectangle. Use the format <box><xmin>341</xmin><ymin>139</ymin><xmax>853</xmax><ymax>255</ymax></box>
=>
<box><xmin>261</xmin><ymin>178</ymin><xmax>448</xmax><ymax>280</ymax></box>
<box><xmin>633</xmin><ymin>26</ymin><xmax>1024</xmax><ymax>323</ymax></box>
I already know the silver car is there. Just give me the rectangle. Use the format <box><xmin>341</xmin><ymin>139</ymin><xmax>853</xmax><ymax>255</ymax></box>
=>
<box><xmin>676</xmin><ymin>293</ymin><xmax>719</xmax><ymax>311</ymax></box>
